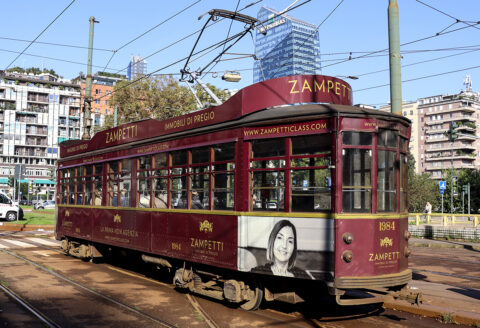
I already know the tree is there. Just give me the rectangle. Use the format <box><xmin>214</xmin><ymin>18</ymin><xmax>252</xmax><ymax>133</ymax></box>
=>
<box><xmin>8</xmin><ymin>176</ymin><xmax>14</xmax><ymax>188</ymax></box>
<box><xmin>101</xmin><ymin>75</ymin><xmax>228</xmax><ymax>131</ymax></box>
<box><xmin>408</xmin><ymin>172</ymin><xmax>440</xmax><ymax>213</ymax></box>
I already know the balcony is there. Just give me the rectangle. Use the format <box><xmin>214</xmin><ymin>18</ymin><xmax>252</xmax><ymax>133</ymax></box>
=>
<box><xmin>424</xmin><ymin>105</ymin><xmax>475</xmax><ymax>116</ymax></box>
<box><xmin>425</xmin><ymin>143</ymin><xmax>476</xmax><ymax>152</ymax></box>
<box><xmin>26</xmin><ymin>128</ymin><xmax>48</xmax><ymax>136</ymax></box>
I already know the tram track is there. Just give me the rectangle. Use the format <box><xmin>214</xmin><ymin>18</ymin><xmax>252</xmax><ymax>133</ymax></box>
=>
<box><xmin>0</xmin><ymin>283</ymin><xmax>61</xmax><ymax>328</ymax></box>
<box><xmin>0</xmin><ymin>248</ymin><xmax>182</xmax><ymax>328</ymax></box>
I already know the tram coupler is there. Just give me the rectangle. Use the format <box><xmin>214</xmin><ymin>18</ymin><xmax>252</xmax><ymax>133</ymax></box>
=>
<box><xmin>390</xmin><ymin>286</ymin><xmax>423</xmax><ymax>306</ymax></box>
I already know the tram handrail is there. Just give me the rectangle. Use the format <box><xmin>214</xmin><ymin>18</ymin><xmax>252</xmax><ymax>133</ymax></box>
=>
<box><xmin>408</xmin><ymin>213</ymin><xmax>479</xmax><ymax>228</ymax></box>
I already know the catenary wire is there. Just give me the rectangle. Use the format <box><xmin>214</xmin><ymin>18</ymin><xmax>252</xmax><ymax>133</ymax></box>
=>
<box><xmin>108</xmin><ymin>0</ymin><xmax>264</xmax><ymax>76</ymax></box>
<box><xmin>354</xmin><ymin>64</ymin><xmax>480</xmax><ymax>93</ymax></box>
<box><xmin>0</xmin><ymin>36</ymin><xmax>114</xmax><ymax>52</ymax></box>
<box><xmin>416</xmin><ymin>0</ymin><xmax>480</xmax><ymax>31</ymax></box>
<box><xmin>5</xmin><ymin>0</ymin><xmax>76</xmax><ymax>70</ymax></box>
<box><xmin>101</xmin><ymin>0</ymin><xmax>202</xmax><ymax>73</ymax></box>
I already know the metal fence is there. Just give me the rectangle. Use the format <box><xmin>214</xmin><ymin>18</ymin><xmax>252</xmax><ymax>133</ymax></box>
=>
<box><xmin>409</xmin><ymin>213</ymin><xmax>479</xmax><ymax>228</ymax></box>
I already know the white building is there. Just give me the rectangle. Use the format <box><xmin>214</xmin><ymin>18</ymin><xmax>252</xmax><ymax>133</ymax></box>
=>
<box><xmin>0</xmin><ymin>70</ymin><xmax>82</xmax><ymax>200</ymax></box>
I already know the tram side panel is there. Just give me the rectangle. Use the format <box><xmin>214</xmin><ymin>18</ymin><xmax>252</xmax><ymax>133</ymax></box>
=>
<box><xmin>151</xmin><ymin>212</ymin><xmax>238</xmax><ymax>270</ymax></box>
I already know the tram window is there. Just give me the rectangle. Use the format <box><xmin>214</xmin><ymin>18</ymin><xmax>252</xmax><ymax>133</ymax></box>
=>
<box><xmin>68</xmin><ymin>168</ymin><xmax>75</xmax><ymax>204</ymax></box>
<box><xmin>400</xmin><ymin>154</ymin><xmax>408</xmax><ymax>211</ymax></box>
<box><xmin>213</xmin><ymin>172</ymin><xmax>234</xmax><ymax>210</ymax></box>
<box><xmin>153</xmin><ymin>153</ymin><xmax>168</xmax><ymax>168</ymax></box>
<box><xmin>191</xmin><ymin>147</ymin><xmax>210</xmax><ymax>164</ymax></box>
<box><xmin>342</xmin><ymin>148</ymin><xmax>372</xmax><ymax>212</ymax></box>
<box><xmin>343</xmin><ymin>132</ymin><xmax>372</xmax><ymax>146</ymax></box>
<box><xmin>252</xmin><ymin>171</ymin><xmax>285</xmax><ymax>211</ymax></box>
<box><xmin>378</xmin><ymin>129</ymin><xmax>398</xmax><ymax>148</ymax></box>
<box><xmin>400</xmin><ymin>137</ymin><xmax>408</xmax><ymax>152</ymax></box>
<box><xmin>137</xmin><ymin>156</ymin><xmax>151</xmax><ymax>208</ymax></box>
<box><xmin>191</xmin><ymin>173</ymin><xmax>208</xmax><ymax>209</ymax></box>
<box><xmin>291</xmin><ymin>169</ymin><xmax>331</xmax><ymax>212</ymax></box>
<box><xmin>213</xmin><ymin>143</ymin><xmax>235</xmax><ymax>210</ymax></box>
<box><xmin>172</xmin><ymin>150</ymin><xmax>187</xmax><ymax>166</ymax></box>
<box><xmin>119</xmin><ymin>159</ymin><xmax>131</xmax><ymax>207</ymax></box>
<box><xmin>251</xmin><ymin>139</ymin><xmax>285</xmax><ymax>158</ymax></box>
<box><xmin>292</xmin><ymin>135</ymin><xmax>330</xmax><ymax>155</ymax></box>
<box><xmin>84</xmin><ymin>165</ymin><xmax>93</xmax><ymax>205</ymax></box>
<box><xmin>107</xmin><ymin>162</ymin><xmax>119</xmax><ymax>206</ymax></box>
<box><xmin>171</xmin><ymin>176</ymin><xmax>187</xmax><ymax>208</ymax></box>
<box><xmin>93</xmin><ymin>164</ymin><xmax>102</xmax><ymax>206</ymax></box>
<box><xmin>60</xmin><ymin>169</ymin><xmax>68</xmax><ymax>204</ymax></box>
<box><xmin>153</xmin><ymin>177</ymin><xmax>168</xmax><ymax>208</ymax></box>
<box><xmin>377</xmin><ymin>150</ymin><xmax>397</xmax><ymax>212</ymax></box>
<box><xmin>214</xmin><ymin>143</ymin><xmax>235</xmax><ymax>162</ymax></box>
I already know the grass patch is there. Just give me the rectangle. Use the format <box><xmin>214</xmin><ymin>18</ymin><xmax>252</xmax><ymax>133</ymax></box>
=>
<box><xmin>10</xmin><ymin>210</ymin><xmax>55</xmax><ymax>225</ymax></box>
<box><xmin>441</xmin><ymin>313</ymin><xmax>455</xmax><ymax>324</ymax></box>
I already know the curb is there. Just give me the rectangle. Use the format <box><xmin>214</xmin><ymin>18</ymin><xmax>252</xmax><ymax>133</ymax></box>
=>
<box><xmin>0</xmin><ymin>223</ymin><xmax>54</xmax><ymax>232</ymax></box>
<box><xmin>383</xmin><ymin>299</ymin><xmax>480</xmax><ymax>326</ymax></box>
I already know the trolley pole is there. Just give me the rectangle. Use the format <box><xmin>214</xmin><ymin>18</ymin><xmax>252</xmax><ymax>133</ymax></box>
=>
<box><xmin>82</xmin><ymin>16</ymin><xmax>99</xmax><ymax>140</ymax></box>
<box><xmin>388</xmin><ymin>0</ymin><xmax>402</xmax><ymax>115</ymax></box>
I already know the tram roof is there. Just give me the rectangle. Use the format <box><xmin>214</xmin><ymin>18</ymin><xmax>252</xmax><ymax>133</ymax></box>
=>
<box><xmin>60</xmin><ymin>74</ymin><xmax>408</xmax><ymax>158</ymax></box>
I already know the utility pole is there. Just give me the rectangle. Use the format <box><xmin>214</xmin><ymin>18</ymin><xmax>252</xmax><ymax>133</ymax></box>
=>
<box><xmin>388</xmin><ymin>0</ymin><xmax>402</xmax><ymax>115</ymax></box>
<box><xmin>82</xmin><ymin>16</ymin><xmax>99</xmax><ymax>140</ymax></box>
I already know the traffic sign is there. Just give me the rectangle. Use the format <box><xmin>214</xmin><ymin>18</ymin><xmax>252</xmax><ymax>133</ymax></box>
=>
<box><xmin>440</xmin><ymin>189</ymin><xmax>444</xmax><ymax>194</ymax></box>
<box><xmin>439</xmin><ymin>181</ymin><xmax>446</xmax><ymax>190</ymax></box>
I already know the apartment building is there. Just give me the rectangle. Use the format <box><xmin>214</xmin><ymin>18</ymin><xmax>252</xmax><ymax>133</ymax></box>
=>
<box><xmin>0</xmin><ymin>70</ymin><xmax>82</xmax><ymax>199</ymax></box>
<box><xmin>419</xmin><ymin>85</ymin><xmax>480</xmax><ymax>179</ymax></box>
<box><xmin>73</xmin><ymin>72</ymin><xmax>124</xmax><ymax>130</ymax></box>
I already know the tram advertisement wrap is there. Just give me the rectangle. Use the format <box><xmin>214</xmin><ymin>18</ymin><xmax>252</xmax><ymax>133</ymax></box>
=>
<box><xmin>237</xmin><ymin>216</ymin><xmax>334</xmax><ymax>280</ymax></box>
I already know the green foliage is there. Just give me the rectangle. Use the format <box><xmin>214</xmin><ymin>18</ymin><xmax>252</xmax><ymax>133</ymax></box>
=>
<box><xmin>408</xmin><ymin>172</ymin><xmax>440</xmax><ymax>212</ymax></box>
<box><xmin>8</xmin><ymin>176</ymin><xmax>14</xmax><ymax>188</ymax></box>
<box><xmin>97</xmin><ymin>71</ymin><xmax>126</xmax><ymax>79</ymax></box>
<box><xmin>99</xmin><ymin>75</ymin><xmax>228</xmax><ymax>132</ymax></box>
<box><xmin>6</xmin><ymin>67</ymin><xmax>57</xmax><ymax>77</ymax></box>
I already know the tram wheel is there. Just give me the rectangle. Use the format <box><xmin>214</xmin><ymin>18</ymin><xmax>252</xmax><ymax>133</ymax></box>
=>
<box><xmin>240</xmin><ymin>284</ymin><xmax>263</xmax><ymax>311</ymax></box>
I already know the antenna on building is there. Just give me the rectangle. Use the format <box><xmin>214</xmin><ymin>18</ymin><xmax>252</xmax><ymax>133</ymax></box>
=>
<box><xmin>463</xmin><ymin>75</ymin><xmax>472</xmax><ymax>92</ymax></box>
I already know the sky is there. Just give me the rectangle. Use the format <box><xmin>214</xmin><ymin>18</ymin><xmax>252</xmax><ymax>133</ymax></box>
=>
<box><xmin>1</xmin><ymin>0</ymin><xmax>479</xmax><ymax>107</ymax></box>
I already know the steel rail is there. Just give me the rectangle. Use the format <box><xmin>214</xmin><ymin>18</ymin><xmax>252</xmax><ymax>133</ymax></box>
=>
<box><xmin>0</xmin><ymin>283</ymin><xmax>61</xmax><ymax>328</ymax></box>
<box><xmin>0</xmin><ymin>248</ymin><xmax>178</xmax><ymax>328</ymax></box>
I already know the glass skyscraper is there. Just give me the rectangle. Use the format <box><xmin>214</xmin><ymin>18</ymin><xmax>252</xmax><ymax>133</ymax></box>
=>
<box><xmin>253</xmin><ymin>7</ymin><xmax>321</xmax><ymax>83</ymax></box>
<box><xmin>127</xmin><ymin>55</ymin><xmax>147</xmax><ymax>81</ymax></box>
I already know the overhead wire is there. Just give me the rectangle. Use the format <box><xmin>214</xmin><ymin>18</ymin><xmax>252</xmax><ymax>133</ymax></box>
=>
<box><xmin>108</xmin><ymin>0</ymin><xmax>264</xmax><ymax>76</ymax></box>
<box><xmin>416</xmin><ymin>0</ymin><xmax>480</xmax><ymax>31</ymax></box>
<box><xmin>354</xmin><ymin>64</ymin><xmax>480</xmax><ymax>93</ymax></box>
<box><xmin>0</xmin><ymin>36</ymin><xmax>114</xmax><ymax>52</ymax></box>
<box><xmin>5</xmin><ymin>0</ymin><xmax>76</xmax><ymax>70</ymax></box>
<box><xmin>101</xmin><ymin>0</ymin><xmax>202</xmax><ymax>73</ymax></box>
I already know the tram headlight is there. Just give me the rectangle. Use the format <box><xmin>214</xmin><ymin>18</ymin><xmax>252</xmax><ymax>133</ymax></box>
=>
<box><xmin>404</xmin><ymin>230</ymin><xmax>411</xmax><ymax>240</ymax></box>
<box><xmin>342</xmin><ymin>250</ymin><xmax>353</xmax><ymax>263</ymax></box>
<box><xmin>342</xmin><ymin>232</ymin><xmax>354</xmax><ymax>244</ymax></box>
<box><xmin>404</xmin><ymin>246</ymin><xmax>411</xmax><ymax>258</ymax></box>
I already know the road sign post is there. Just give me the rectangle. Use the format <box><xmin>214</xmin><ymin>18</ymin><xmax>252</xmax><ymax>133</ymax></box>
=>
<box><xmin>439</xmin><ymin>181</ymin><xmax>446</xmax><ymax>214</ymax></box>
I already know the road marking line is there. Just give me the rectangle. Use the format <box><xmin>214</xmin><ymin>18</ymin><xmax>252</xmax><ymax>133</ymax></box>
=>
<box><xmin>24</xmin><ymin>237</ymin><xmax>59</xmax><ymax>247</ymax></box>
<box><xmin>0</xmin><ymin>243</ymin><xmax>9</xmax><ymax>249</ymax></box>
<box><xmin>3</xmin><ymin>240</ymin><xmax>35</xmax><ymax>248</ymax></box>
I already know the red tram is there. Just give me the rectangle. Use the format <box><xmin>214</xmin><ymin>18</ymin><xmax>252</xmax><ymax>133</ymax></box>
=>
<box><xmin>56</xmin><ymin>74</ymin><xmax>413</xmax><ymax>310</ymax></box>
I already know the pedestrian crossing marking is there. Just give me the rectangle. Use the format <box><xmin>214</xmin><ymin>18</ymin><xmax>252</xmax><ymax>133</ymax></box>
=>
<box><xmin>3</xmin><ymin>240</ymin><xmax>35</xmax><ymax>248</ymax></box>
<box><xmin>24</xmin><ymin>238</ymin><xmax>59</xmax><ymax>247</ymax></box>
<box><xmin>0</xmin><ymin>243</ymin><xmax>8</xmax><ymax>249</ymax></box>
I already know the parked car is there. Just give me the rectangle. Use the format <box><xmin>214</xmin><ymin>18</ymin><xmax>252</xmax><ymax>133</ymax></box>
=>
<box><xmin>34</xmin><ymin>200</ymin><xmax>56</xmax><ymax>210</ymax></box>
<box><xmin>20</xmin><ymin>200</ymin><xmax>32</xmax><ymax>206</ymax></box>
<box><xmin>0</xmin><ymin>192</ymin><xmax>22</xmax><ymax>221</ymax></box>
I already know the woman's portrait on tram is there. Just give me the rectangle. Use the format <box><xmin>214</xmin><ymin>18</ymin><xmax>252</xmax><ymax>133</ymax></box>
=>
<box><xmin>252</xmin><ymin>219</ymin><xmax>305</xmax><ymax>278</ymax></box>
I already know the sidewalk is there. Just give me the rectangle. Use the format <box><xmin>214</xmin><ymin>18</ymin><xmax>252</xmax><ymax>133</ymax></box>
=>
<box><xmin>383</xmin><ymin>238</ymin><xmax>480</xmax><ymax>326</ymax></box>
